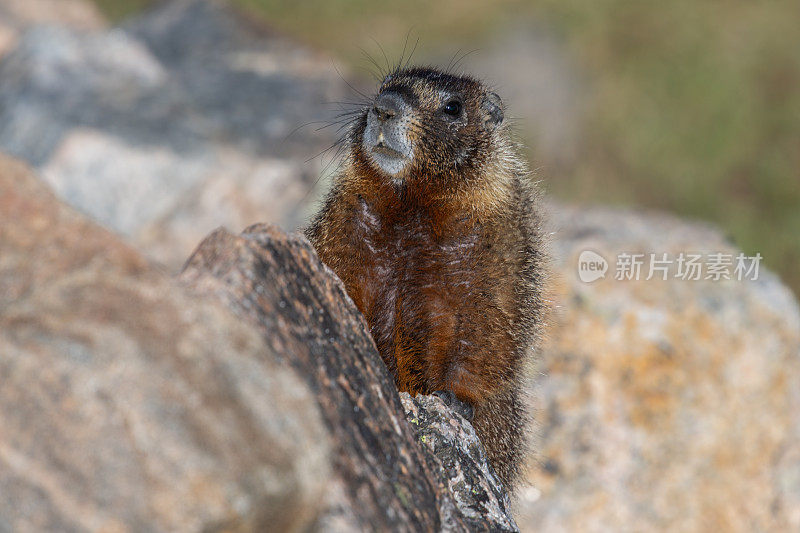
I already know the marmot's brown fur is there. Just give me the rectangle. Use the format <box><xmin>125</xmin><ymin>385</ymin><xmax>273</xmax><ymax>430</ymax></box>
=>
<box><xmin>306</xmin><ymin>66</ymin><xmax>546</xmax><ymax>489</ymax></box>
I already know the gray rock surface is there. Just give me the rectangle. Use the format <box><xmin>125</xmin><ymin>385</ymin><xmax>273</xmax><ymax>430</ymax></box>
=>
<box><xmin>0</xmin><ymin>0</ymin><xmax>104</xmax><ymax>57</ymax></box>
<box><xmin>401</xmin><ymin>393</ymin><xmax>519</xmax><ymax>532</ymax></box>
<box><xmin>0</xmin><ymin>0</ymin><xmax>348</xmax><ymax>269</ymax></box>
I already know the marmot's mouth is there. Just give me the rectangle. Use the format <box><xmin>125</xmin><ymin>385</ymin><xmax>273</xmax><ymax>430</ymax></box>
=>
<box><xmin>367</xmin><ymin>143</ymin><xmax>412</xmax><ymax>177</ymax></box>
<box><xmin>372</xmin><ymin>144</ymin><xmax>405</xmax><ymax>159</ymax></box>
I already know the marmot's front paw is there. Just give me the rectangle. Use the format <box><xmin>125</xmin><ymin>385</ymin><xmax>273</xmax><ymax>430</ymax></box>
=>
<box><xmin>433</xmin><ymin>390</ymin><xmax>475</xmax><ymax>422</ymax></box>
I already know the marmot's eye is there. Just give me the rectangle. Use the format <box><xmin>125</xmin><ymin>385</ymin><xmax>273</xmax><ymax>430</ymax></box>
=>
<box><xmin>442</xmin><ymin>99</ymin><xmax>462</xmax><ymax>116</ymax></box>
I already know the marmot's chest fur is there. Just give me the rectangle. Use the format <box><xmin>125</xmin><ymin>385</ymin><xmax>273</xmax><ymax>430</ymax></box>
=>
<box><xmin>306</xmin><ymin>66</ymin><xmax>546</xmax><ymax>489</ymax></box>
<box><xmin>342</xmin><ymin>194</ymin><xmax>521</xmax><ymax>400</ymax></box>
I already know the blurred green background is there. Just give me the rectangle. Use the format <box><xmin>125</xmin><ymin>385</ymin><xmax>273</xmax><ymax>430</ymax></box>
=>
<box><xmin>94</xmin><ymin>0</ymin><xmax>800</xmax><ymax>294</ymax></box>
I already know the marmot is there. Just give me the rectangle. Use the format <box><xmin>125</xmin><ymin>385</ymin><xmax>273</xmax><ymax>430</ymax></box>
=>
<box><xmin>306</xmin><ymin>66</ymin><xmax>546</xmax><ymax>489</ymax></box>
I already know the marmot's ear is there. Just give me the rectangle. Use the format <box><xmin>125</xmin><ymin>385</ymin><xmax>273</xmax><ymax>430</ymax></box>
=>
<box><xmin>482</xmin><ymin>92</ymin><xmax>504</xmax><ymax>130</ymax></box>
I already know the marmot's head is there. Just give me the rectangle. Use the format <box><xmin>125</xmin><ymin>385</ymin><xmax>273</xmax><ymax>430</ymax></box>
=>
<box><xmin>349</xmin><ymin>67</ymin><xmax>506</xmax><ymax>185</ymax></box>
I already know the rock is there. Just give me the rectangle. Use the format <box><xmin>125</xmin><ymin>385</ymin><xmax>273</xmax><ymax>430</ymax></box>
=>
<box><xmin>123</xmin><ymin>0</ymin><xmax>347</xmax><ymax>157</ymax></box>
<box><xmin>0</xmin><ymin>153</ymin><xmax>331</xmax><ymax>532</ymax></box>
<box><xmin>0</xmin><ymin>22</ymin><xmax>16</xmax><ymax>58</ymax></box>
<box><xmin>0</xmin><ymin>0</ymin><xmax>105</xmax><ymax>58</ymax></box>
<box><xmin>401</xmin><ymin>393</ymin><xmax>519</xmax><ymax>532</ymax></box>
<box><xmin>518</xmin><ymin>205</ymin><xmax>800</xmax><ymax>532</ymax></box>
<box><xmin>180</xmin><ymin>223</ymin><xmax>454</xmax><ymax>530</ymax></box>
<box><xmin>0</xmin><ymin>0</ymin><xmax>348</xmax><ymax>270</ymax></box>
<box><xmin>0</xmin><ymin>0</ymin><xmax>104</xmax><ymax>29</ymax></box>
<box><xmin>180</xmin><ymin>222</ymin><xmax>520</xmax><ymax>531</ymax></box>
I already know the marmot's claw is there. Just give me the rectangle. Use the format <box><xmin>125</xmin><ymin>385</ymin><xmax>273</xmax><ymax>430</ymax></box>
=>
<box><xmin>433</xmin><ymin>390</ymin><xmax>474</xmax><ymax>421</ymax></box>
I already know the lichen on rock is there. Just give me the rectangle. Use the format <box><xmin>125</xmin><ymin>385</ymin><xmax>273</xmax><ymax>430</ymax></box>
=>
<box><xmin>401</xmin><ymin>393</ymin><xmax>520</xmax><ymax>532</ymax></box>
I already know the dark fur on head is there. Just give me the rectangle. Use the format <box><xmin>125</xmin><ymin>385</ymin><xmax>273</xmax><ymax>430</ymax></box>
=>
<box><xmin>307</xmin><ymin>65</ymin><xmax>547</xmax><ymax>490</ymax></box>
<box><xmin>353</xmin><ymin>67</ymin><xmax>505</xmax><ymax>182</ymax></box>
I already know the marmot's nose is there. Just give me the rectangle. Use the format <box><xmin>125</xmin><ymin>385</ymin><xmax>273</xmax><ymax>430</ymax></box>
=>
<box><xmin>373</xmin><ymin>91</ymin><xmax>403</xmax><ymax>122</ymax></box>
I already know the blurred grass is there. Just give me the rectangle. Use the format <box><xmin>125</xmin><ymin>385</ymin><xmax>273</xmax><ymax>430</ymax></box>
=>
<box><xmin>92</xmin><ymin>0</ymin><xmax>152</xmax><ymax>20</ymax></box>
<box><xmin>536</xmin><ymin>0</ymin><xmax>800</xmax><ymax>295</ymax></box>
<box><xmin>94</xmin><ymin>0</ymin><xmax>800</xmax><ymax>294</ymax></box>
